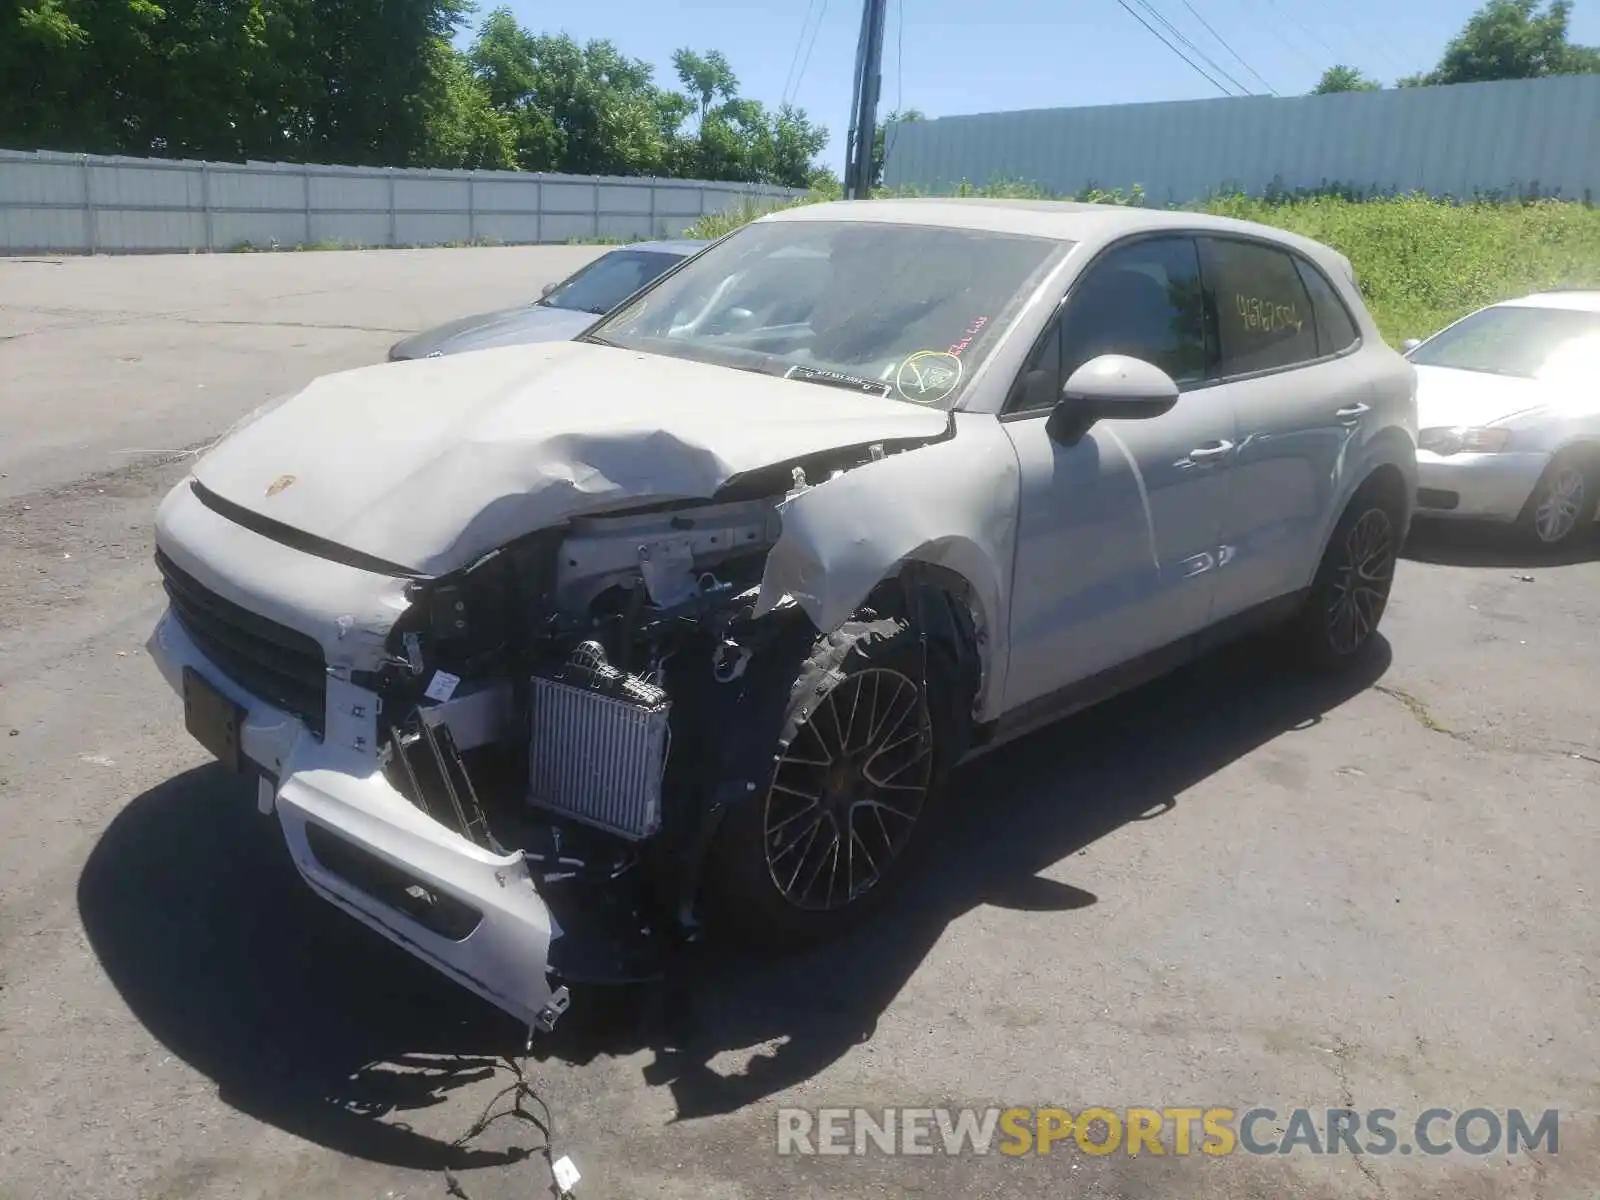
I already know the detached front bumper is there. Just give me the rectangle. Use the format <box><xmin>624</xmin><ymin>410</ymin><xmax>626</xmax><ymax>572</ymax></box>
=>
<box><xmin>147</xmin><ymin>607</ymin><xmax>568</xmax><ymax>1032</ymax></box>
<box><xmin>1414</xmin><ymin>449</ymin><xmax>1549</xmax><ymax>521</ymax></box>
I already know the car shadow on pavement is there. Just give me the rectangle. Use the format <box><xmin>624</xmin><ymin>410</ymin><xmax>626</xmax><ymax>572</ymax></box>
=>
<box><xmin>76</xmin><ymin>765</ymin><xmax>533</xmax><ymax>1172</ymax></box>
<box><xmin>555</xmin><ymin>634</ymin><xmax>1394</xmax><ymax>1122</ymax></box>
<box><xmin>77</xmin><ymin>633</ymin><xmax>1390</xmax><ymax>1166</ymax></box>
<box><xmin>1404</xmin><ymin>516</ymin><xmax>1599</xmax><ymax>568</ymax></box>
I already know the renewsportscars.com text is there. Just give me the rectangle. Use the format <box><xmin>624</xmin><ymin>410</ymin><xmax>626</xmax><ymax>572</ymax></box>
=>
<box><xmin>775</xmin><ymin>1106</ymin><xmax>1560</xmax><ymax>1157</ymax></box>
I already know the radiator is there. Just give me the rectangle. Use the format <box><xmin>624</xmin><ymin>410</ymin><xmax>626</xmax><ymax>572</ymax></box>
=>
<box><xmin>526</xmin><ymin>642</ymin><xmax>671</xmax><ymax>841</ymax></box>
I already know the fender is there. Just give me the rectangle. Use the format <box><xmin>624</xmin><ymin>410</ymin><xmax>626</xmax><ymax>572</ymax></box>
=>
<box><xmin>752</xmin><ymin>414</ymin><xmax>1019</xmax><ymax>720</ymax></box>
<box><xmin>1306</xmin><ymin>421</ymin><xmax>1418</xmax><ymax>584</ymax></box>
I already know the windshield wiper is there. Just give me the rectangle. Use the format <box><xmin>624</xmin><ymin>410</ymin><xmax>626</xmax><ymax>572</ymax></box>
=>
<box><xmin>782</xmin><ymin>365</ymin><xmax>892</xmax><ymax>396</ymax></box>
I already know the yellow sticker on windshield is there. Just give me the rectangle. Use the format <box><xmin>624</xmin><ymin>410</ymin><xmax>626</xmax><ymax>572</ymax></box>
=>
<box><xmin>894</xmin><ymin>350</ymin><xmax>964</xmax><ymax>404</ymax></box>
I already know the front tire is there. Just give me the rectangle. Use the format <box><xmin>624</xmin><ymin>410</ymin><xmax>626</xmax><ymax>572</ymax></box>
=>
<box><xmin>1518</xmin><ymin>451</ymin><xmax>1594</xmax><ymax>548</ymax></box>
<box><xmin>704</xmin><ymin>616</ymin><xmax>947</xmax><ymax>949</ymax></box>
<box><xmin>1288</xmin><ymin>485</ymin><xmax>1402</xmax><ymax>668</ymax></box>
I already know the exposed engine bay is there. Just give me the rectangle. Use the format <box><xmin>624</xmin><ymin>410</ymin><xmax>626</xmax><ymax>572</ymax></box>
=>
<box><xmin>361</xmin><ymin>447</ymin><xmax>982</xmax><ymax>989</ymax></box>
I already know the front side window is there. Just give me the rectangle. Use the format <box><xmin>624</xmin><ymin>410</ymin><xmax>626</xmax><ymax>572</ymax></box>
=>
<box><xmin>1200</xmin><ymin>237</ymin><xmax>1319</xmax><ymax>375</ymax></box>
<box><xmin>540</xmin><ymin>249</ymin><xmax>687</xmax><ymax>315</ymax></box>
<box><xmin>1057</xmin><ymin>236</ymin><xmax>1209</xmax><ymax>386</ymax></box>
<box><xmin>584</xmin><ymin>219</ymin><xmax>1069</xmax><ymax>409</ymax></box>
<box><xmin>1408</xmin><ymin>304</ymin><xmax>1600</xmax><ymax>380</ymax></box>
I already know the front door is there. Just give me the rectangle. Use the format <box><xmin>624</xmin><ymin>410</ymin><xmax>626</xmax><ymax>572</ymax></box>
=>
<box><xmin>999</xmin><ymin>234</ymin><xmax>1238</xmax><ymax>713</ymax></box>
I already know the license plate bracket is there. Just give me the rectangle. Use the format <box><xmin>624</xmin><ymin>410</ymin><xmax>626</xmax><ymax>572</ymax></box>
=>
<box><xmin>183</xmin><ymin>666</ymin><xmax>244</xmax><ymax>772</ymax></box>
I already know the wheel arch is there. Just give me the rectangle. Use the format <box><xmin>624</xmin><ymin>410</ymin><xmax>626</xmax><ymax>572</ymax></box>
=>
<box><xmin>1308</xmin><ymin>431</ymin><xmax>1417</xmax><ymax>582</ymax></box>
<box><xmin>1550</xmin><ymin>434</ymin><xmax>1600</xmax><ymax>464</ymax></box>
<box><xmin>864</xmin><ymin>557</ymin><xmax>992</xmax><ymax>752</ymax></box>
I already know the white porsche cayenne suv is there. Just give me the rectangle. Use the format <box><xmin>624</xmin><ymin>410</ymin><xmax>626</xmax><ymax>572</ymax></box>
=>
<box><xmin>146</xmin><ymin>199</ymin><xmax>1418</xmax><ymax>1030</ymax></box>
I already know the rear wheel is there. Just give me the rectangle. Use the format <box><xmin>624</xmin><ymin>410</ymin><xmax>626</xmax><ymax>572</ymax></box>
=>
<box><xmin>1287</xmin><ymin>484</ymin><xmax>1402</xmax><ymax>668</ymax></box>
<box><xmin>705</xmin><ymin>616</ymin><xmax>947</xmax><ymax>948</ymax></box>
<box><xmin>1518</xmin><ymin>451</ymin><xmax>1594</xmax><ymax>547</ymax></box>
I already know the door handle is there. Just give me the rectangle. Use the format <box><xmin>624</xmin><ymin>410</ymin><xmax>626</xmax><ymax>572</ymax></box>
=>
<box><xmin>1185</xmin><ymin>440</ymin><xmax>1234</xmax><ymax>465</ymax></box>
<box><xmin>1335</xmin><ymin>403</ymin><xmax>1371</xmax><ymax>423</ymax></box>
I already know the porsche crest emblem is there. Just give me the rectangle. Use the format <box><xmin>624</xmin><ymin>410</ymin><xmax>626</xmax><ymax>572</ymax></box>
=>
<box><xmin>265</xmin><ymin>474</ymin><xmax>297</xmax><ymax>498</ymax></box>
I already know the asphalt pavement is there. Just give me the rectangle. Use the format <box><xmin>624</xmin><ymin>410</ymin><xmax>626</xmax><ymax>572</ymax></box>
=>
<box><xmin>0</xmin><ymin>248</ymin><xmax>1595</xmax><ymax>1200</ymax></box>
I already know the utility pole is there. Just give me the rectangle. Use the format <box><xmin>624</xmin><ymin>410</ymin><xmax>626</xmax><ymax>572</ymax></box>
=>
<box><xmin>843</xmin><ymin>0</ymin><xmax>888</xmax><ymax>199</ymax></box>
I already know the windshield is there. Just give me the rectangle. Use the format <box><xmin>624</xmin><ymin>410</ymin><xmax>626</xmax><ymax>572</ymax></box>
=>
<box><xmin>583</xmin><ymin>219</ymin><xmax>1068</xmax><ymax>408</ymax></box>
<box><xmin>540</xmin><ymin>249</ymin><xmax>688</xmax><ymax>315</ymax></box>
<box><xmin>1409</xmin><ymin>304</ymin><xmax>1600</xmax><ymax>380</ymax></box>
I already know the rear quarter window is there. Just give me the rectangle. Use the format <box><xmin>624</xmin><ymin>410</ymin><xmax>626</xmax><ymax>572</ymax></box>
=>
<box><xmin>1294</xmin><ymin>258</ymin><xmax>1361</xmax><ymax>356</ymax></box>
<box><xmin>1199</xmin><ymin>237</ymin><xmax>1319</xmax><ymax>376</ymax></box>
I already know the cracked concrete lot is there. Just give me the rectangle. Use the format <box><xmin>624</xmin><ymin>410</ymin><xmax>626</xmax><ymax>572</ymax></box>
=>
<box><xmin>0</xmin><ymin>248</ymin><xmax>1596</xmax><ymax>1200</ymax></box>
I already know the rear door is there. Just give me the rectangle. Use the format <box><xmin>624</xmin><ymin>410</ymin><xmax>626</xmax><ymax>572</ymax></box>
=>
<box><xmin>998</xmin><ymin>234</ymin><xmax>1237</xmax><ymax>711</ymax></box>
<box><xmin>1199</xmin><ymin>236</ymin><xmax>1369</xmax><ymax>621</ymax></box>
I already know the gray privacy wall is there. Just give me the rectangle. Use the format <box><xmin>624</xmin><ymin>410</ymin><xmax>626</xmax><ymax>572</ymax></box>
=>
<box><xmin>0</xmin><ymin>150</ymin><xmax>806</xmax><ymax>253</ymax></box>
<box><xmin>882</xmin><ymin>75</ymin><xmax>1600</xmax><ymax>205</ymax></box>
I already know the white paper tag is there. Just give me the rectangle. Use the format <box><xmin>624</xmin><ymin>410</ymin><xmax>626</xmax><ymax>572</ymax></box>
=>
<box><xmin>552</xmin><ymin>1155</ymin><xmax>581</xmax><ymax>1193</ymax></box>
<box><xmin>424</xmin><ymin>669</ymin><xmax>461</xmax><ymax>703</ymax></box>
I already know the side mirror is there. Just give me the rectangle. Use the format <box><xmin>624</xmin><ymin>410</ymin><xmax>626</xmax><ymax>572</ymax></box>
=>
<box><xmin>1046</xmin><ymin>354</ymin><xmax>1180</xmax><ymax>445</ymax></box>
<box><xmin>1401</xmin><ymin>337</ymin><xmax>1422</xmax><ymax>354</ymax></box>
<box><xmin>540</xmin><ymin>281</ymin><xmax>557</xmax><ymax>298</ymax></box>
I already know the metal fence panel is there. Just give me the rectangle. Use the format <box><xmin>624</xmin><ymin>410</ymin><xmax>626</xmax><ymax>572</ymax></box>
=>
<box><xmin>883</xmin><ymin>75</ymin><xmax>1600</xmax><ymax>203</ymax></box>
<box><xmin>0</xmin><ymin>149</ymin><xmax>805</xmax><ymax>253</ymax></box>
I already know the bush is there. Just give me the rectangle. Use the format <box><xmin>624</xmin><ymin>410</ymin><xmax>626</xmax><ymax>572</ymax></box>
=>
<box><xmin>685</xmin><ymin>181</ymin><xmax>1600</xmax><ymax>344</ymax></box>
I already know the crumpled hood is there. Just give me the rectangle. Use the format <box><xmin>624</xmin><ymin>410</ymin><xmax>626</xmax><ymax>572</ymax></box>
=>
<box><xmin>389</xmin><ymin>303</ymin><xmax>597</xmax><ymax>360</ymax></box>
<box><xmin>193</xmin><ymin>340</ymin><xmax>950</xmax><ymax>576</ymax></box>
<box><xmin>1413</xmin><ymin>363</ymin><xmax>1549</xmax><ymax>429</ymax></box>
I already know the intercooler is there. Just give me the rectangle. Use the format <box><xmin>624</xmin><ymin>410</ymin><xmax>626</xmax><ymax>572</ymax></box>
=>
<box><xmin>527</xmin><ymin>642</ymin><xmax>671</xmax><ymax>841</ymax></box>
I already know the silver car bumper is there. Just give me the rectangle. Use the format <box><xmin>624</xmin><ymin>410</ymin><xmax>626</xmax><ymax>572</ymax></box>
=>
<box><xmin>1414</xmin><ymin>449</ymin><xmax>1550</xmax><ymax>522</ymax></box>
<box><xmin>147</xmin><ymin>607</ymin><xmax>566</xmax><ymax>1031</ymax></box>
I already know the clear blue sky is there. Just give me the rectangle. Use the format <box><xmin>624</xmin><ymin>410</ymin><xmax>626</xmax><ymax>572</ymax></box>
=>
<box><xmin>476</xmin><ymin>0</ymin><xmax>1600</xmax><ymax>170</ymax></box>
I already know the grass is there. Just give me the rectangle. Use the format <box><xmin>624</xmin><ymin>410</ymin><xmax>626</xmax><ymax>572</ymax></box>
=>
<box><xmin>683</xmin><ymin>181</ymin><xmax>1600</xmax><ymax>344</ymax></box>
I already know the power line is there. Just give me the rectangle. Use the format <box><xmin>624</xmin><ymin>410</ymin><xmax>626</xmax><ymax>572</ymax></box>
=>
<box><xmin>1313</xmin><ymin>9</ymin><xmax>1411</xmax><ymax>78</ymax></box>
<box><xmin>1114</xmin><ymin>0</ymin><xmax>1236</xmax><ymax>95</ymax></box>
<box><xmin>1260</xmin><ymin>0</ymin><xmax>1342</xmax><ymax>63</ymax></box>
<box><xmin>1131</xmin><ymin>0</ymin><xmax>1255</xmax><ymax>95</ymax></box>
<box><xmin>883</xmin><ymin>0</ymin><xmax>907</xmax><ymax>176</ymax></box>
<box><xmin>1176</xmin><ymin>0</ymin><xmax>1280</xmax><ymax>95</ymax></box>
<box><xmin>1234</xmin><ymin>0</ymin><xmax>1404</xmax><ymax>87</ymax></box>
<box><xmin>787</xmin><ymin>0</ymin><xmax>832</xmax><ymax>108</ymax></box>
<box><xmin>1128</xmin><ymin>0</ymin><xmax>1252</xmax><ymax>94</ymax></box>
<box><xmin>1229</xmin><ymin>0</ymin><xmax>1322</xmax><ymax>70</ymax></box>
<box><xmin>1250</xmin><ymin>0</ymin><xmax>1396</xmax><ymax>78</ymax></box>
<box><xmin>781</xmin><ymin>0</ymin><xmax>823</xmax><ymax>107</ymax></box>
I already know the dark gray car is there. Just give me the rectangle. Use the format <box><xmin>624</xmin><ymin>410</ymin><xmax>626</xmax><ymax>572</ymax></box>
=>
<box><xmin>387</xmin><ymin>239</ymin><xmax>703</xmax><ymax>361</ymax></box>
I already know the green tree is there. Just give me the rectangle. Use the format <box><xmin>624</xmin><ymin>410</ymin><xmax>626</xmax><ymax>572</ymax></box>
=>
<box><xmin>1399</xmin><ymin>0</ymin><xmax>1600</xmax><ymax>86</ymax></box>
<box><xmin>0</xmin><ymin>1</ymin><xmax>831</xmax><ymax>186</ymax></box>
<box><xmin>0</xmin><ymin>0</ymin><xmax>475</xmax><ymax>163</ymax></box>
<box><xmin>469</xmin><ymin>13</ymin><xmax>679</xmax><ymax>175</ymax></box>
<box><xmin>671</xmin><ymin>48</ymin><xmax>738</xmax><ymax>127</ymax></box>
<box><xmin>414</xmin><ymin>41</ymin><xmax>517</xmax><ymax>169</ymax></box>
<box><xmin>1</xmin><ymin>0</ymin><xmax>170</xmax><ymax>154</ymax></box>
<box><xmin>1312</xmin><ymin>65</ymin><xmax>1381</xmax><ymax>93</ymax></box>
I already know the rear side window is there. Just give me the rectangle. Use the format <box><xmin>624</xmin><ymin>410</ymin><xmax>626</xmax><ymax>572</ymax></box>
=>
<box><xmin>1200</xmin><ymin>237</ymin><xmax>1319</xmax><ymax>375</ymax></box>
<box><xmin>1294</xmin><ymin>258</ymin><xmax>1360</xmax><ymax>356</ymax></box>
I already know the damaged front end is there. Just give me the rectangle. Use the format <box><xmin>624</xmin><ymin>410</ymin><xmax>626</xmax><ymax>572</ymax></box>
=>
<box><xmin>367</xmin><ymin>487</ymin><xmax>823</xmax><ymax>993</ymax></box>
<box><xmin>149</xmin><ymin>419</ymin><xmax>986</xmax><ymax>1032</ymax></box>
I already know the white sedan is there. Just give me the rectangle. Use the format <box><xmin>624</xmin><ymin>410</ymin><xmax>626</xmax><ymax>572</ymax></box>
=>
<box><xmin>1408</xmin><ymin>290</ymin><xmax>1600</xmax><ymax>546</ymax></box>
<box><xmin>145</xmin><ymin>199</ymin><xmax>1416</xmax><ymax>1029</ymax></box>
